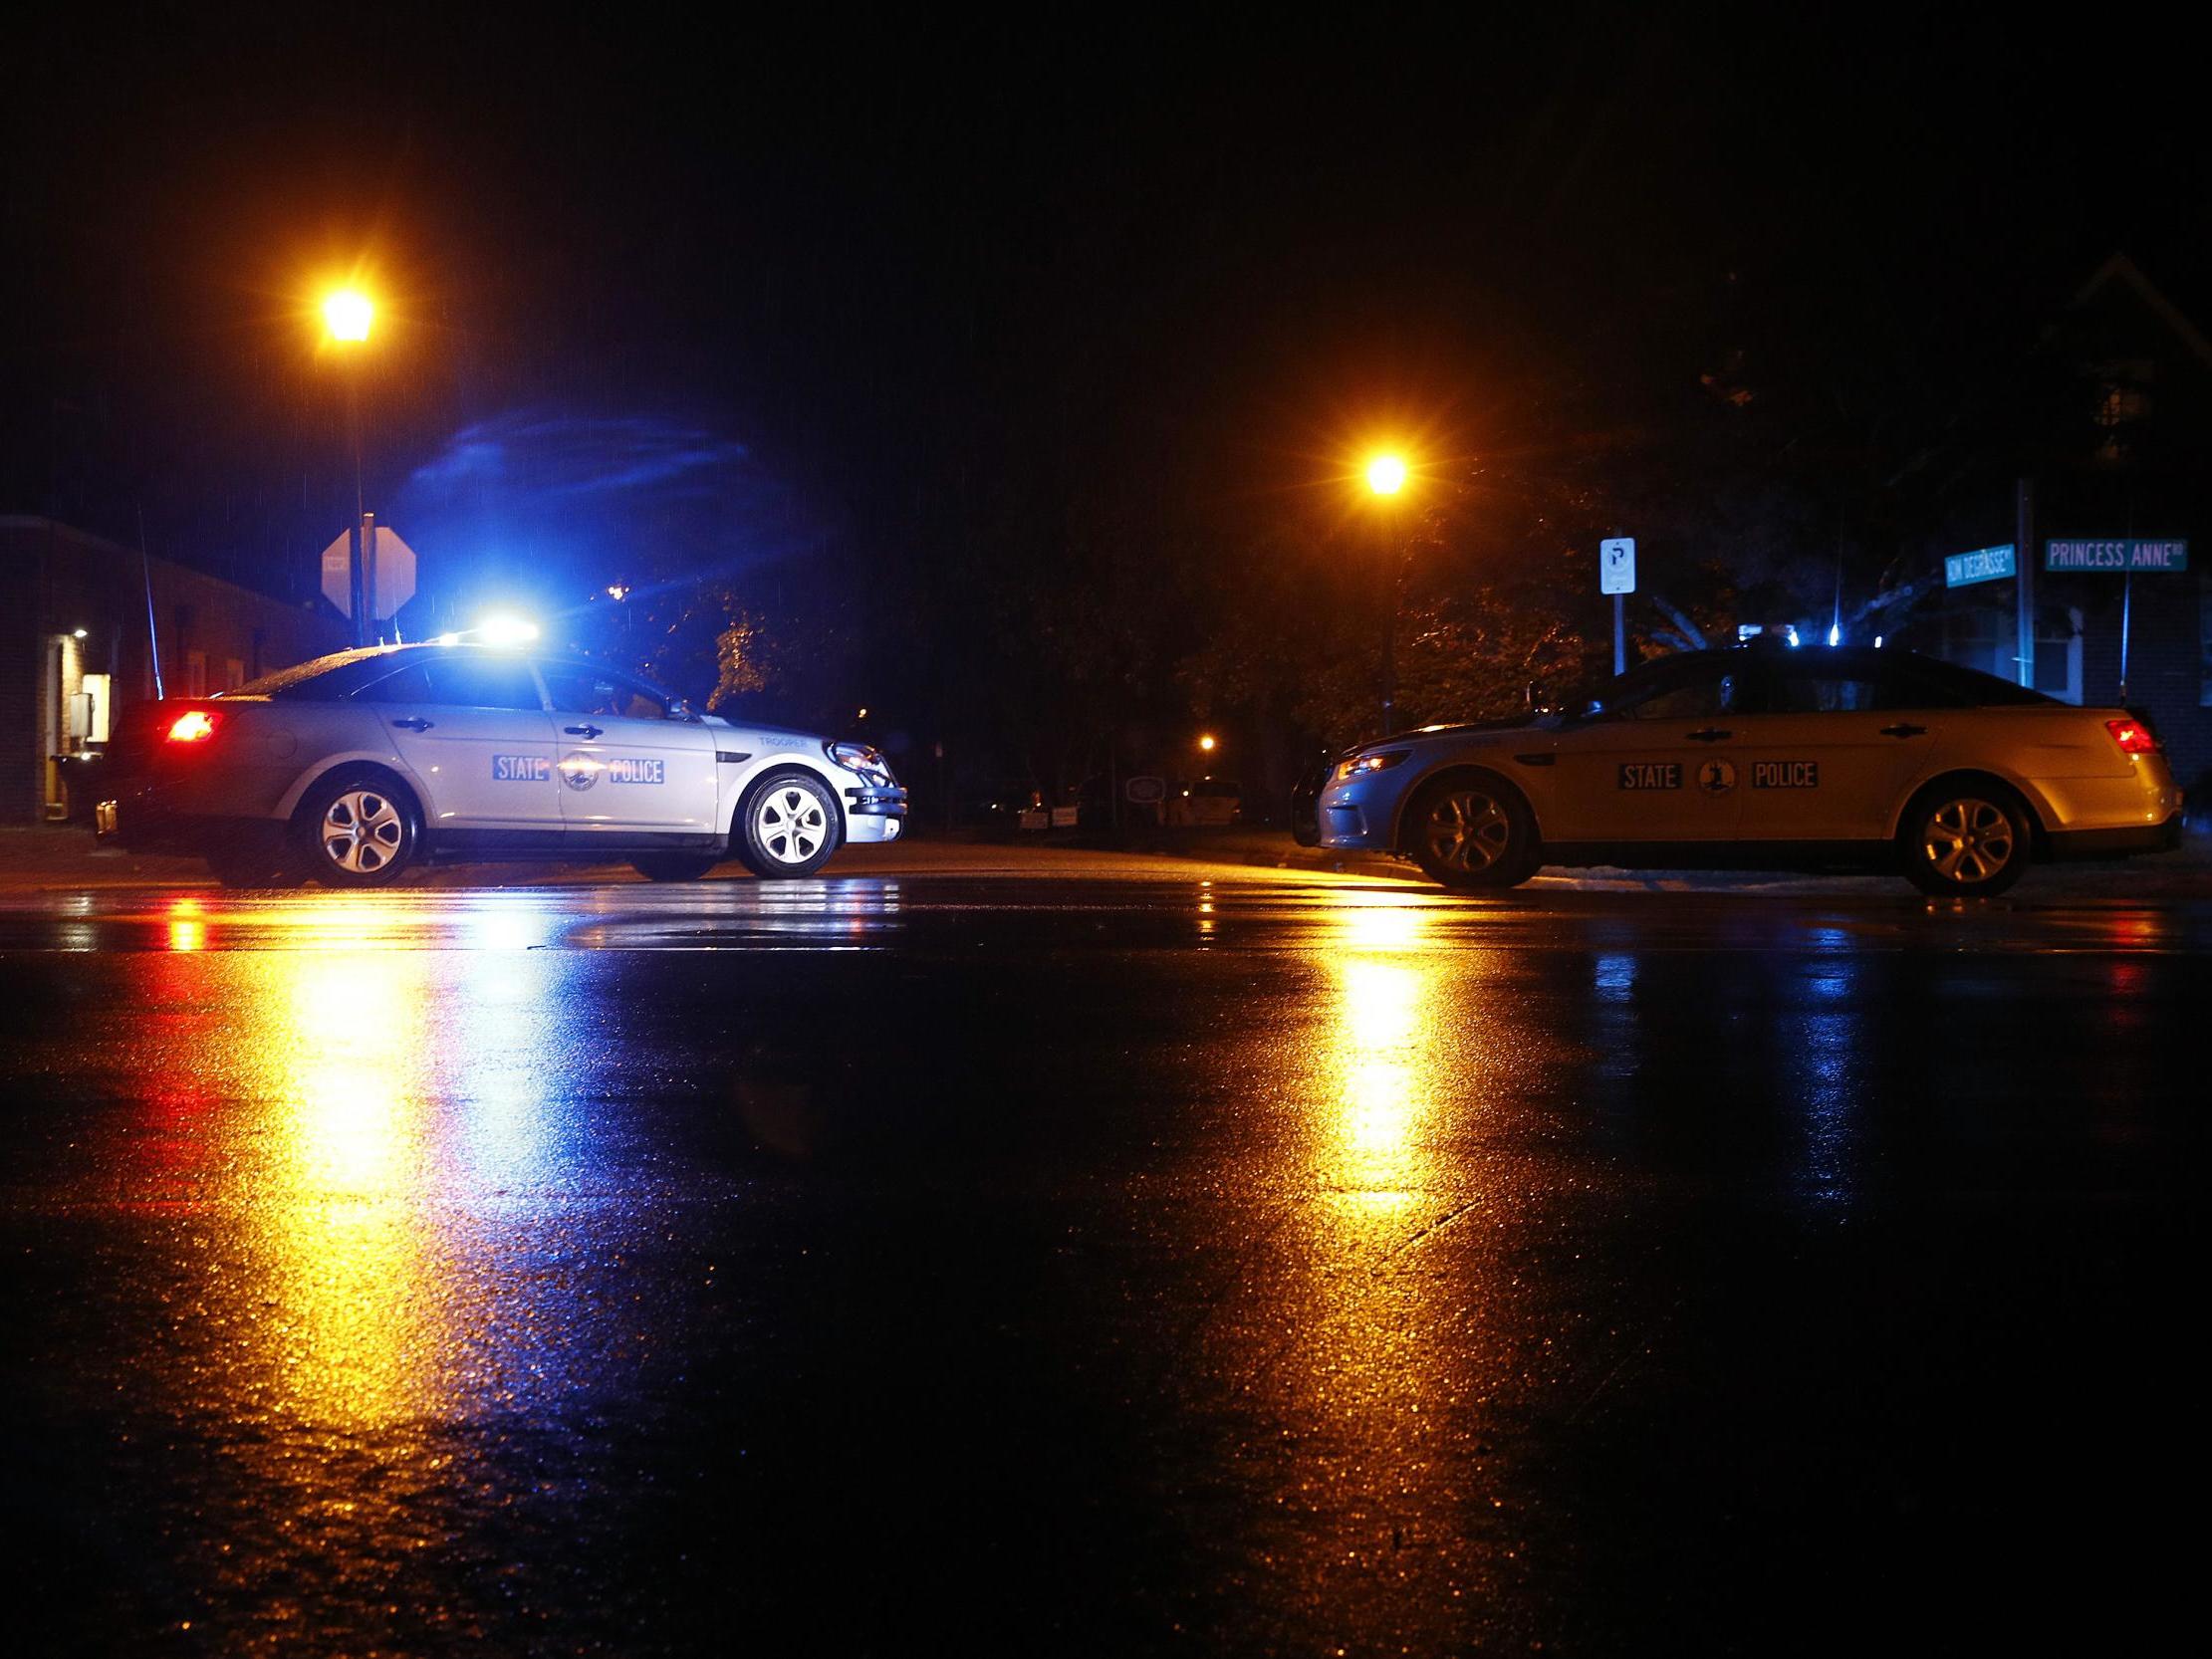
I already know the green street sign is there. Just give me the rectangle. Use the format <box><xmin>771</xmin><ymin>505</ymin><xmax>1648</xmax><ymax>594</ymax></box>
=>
<box><xmin>1944</xmin><ymin>544</ymin><xmax>2016</xmax><ymax>587</ymax></box>
<box><xmin>2044</xmin><ymin>538</ymin><xmax>2188</xmax><ymax>573</ymax></box>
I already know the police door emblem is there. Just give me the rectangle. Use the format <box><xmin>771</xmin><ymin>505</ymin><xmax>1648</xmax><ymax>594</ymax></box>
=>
<box><xmin>1697</xmin><ymin>758</ymin><xmax>1737</xmax><ymax>795</ymax></box>
<box><xmin>559</xmin><ymin>753</ymin><xmax>600</xmax><ymax>791</ymax></box>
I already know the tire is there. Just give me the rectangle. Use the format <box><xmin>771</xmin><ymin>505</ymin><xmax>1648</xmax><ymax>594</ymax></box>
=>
<box><xmin>632</xmin><ymin>852</ymin><xmax>722</xmax><ymax>882</ymax></box>
<box><xmin>1404</xmin><ymin>772</ymin><xmax>1538</xmax><ymax>889</ymax></box>
<box><xmin>293</xmin><ymin>768</ymin><xmax>423</xmax><ymax>888</ymax></box>
<box><xmin>1898</xmin><ymin>782</ymin><xmax>2031</xmax><ymax>898</ymax></box>
<box><xmin>734</xmin><ymin>769</ymin><xmax>842</xmax><ymax>878</ymax></box>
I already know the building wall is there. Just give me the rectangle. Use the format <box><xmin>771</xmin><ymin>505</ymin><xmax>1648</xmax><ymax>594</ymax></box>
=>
<box><xmin>1</xmin><ymin>517</ymin><xmax>346</xmax><ymax>823</ymax></box>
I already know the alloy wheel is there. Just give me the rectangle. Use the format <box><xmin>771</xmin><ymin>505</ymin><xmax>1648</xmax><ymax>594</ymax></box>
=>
<box><xmin>1922</xmin><ymin>797</ymin><xmax>2015</xmax><ymax>885</ymax></box>
<box><xmin>755</xmin><ymin>785</ymin><xmax>829</xmax><ymax>865</ymax></box>
<box><xmin>321</xmin><ymin>789</ymin><xmax>406</xmax><ymax>875</ymax></box>
<box><xmin>1422</xmin><ymin>788</ymin><xmax>1514</xmax><ymax>873</ymax></box>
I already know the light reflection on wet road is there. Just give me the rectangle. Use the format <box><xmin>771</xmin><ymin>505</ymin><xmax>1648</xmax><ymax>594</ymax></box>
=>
<box><xmin>1</xmin><ymin>872</ymin><xmax>2204</xmax><ymax>1653</ymax></box>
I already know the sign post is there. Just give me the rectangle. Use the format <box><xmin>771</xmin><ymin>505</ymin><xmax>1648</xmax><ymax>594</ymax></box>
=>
<box><xmin>2042</xmin><ymin>538</ymin><xmax>2188</xmax><ymax>702</ymax></box>
<box><xmin>1599</xmin><ymin>538</ymin><xmax>1636</xmax><ymax>676</ymax></box>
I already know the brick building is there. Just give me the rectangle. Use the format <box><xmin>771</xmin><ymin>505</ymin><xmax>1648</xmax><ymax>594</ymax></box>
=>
<box><xmin>1</xmin><ymin>517</ymin><xmax>344</xmax><ymax>823</ymax></box>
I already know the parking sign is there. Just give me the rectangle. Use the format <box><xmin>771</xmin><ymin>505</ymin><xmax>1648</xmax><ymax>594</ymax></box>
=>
<box><xmin>1600</xmin><ymin>537</ymin><xmax>1636</xmax><ymax>595</ymax></box>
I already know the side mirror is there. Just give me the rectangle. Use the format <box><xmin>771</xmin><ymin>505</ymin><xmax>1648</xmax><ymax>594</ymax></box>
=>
<box><xmin>670</xmin><ymin>697</ymin><xmax>700</xmax><ymax>723</ymax></box>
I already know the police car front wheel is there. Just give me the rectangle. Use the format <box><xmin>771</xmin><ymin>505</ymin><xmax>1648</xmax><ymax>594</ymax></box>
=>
<box><xmin>736</xmin><ymin>769</ymin><xmax>841</xmax><ymax>878</ymax></box>
<box><xmin>1899</xmin><ymin>783</ymin><xmax>2029</xmax><ymax>898</ymax></box>
<box><xmin>1406</xmin><ymin>773</ymin><xmax>1537</xmax><ymax>890</ymax></box>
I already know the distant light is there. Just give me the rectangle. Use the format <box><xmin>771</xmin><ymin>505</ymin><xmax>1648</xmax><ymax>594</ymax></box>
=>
<box><xmin>72</xmin><ymin>627</ymin><xmax>88</xmax><ymax>639</ymax></box>
<box><xmin>477</xmin><ymin>615</ymin><xmax>539</xmax><ymax>647</ymax></box>
<box><xmin>1364</xmin><ymin>453</ymin><xmax>1408</xmax><ymax>496</ymax></box>
<box><xmin>1785</xmin><ymin>625</ymin><xmax>1802</xmax><ymax>648</ymax></box>
<box><xmin>323</xmin><ymin>289</ymin><xmax>373</xmax><ymax>343</ymax></box>
<box><xmin>1827</xmin><ymin>623</ymin><xmax>1841</xmax><ymax>647</ymax></box>
<box><xmin>605</xmin><ymin>585</ymin><xmax>630</xmax><ymax>600</ymax></box>
<box><xmin>1198</xmin><ymin>733</ymin><xmax>1217</xmax><ymax>753</ymax></box>
<box><xmin>857</xmin><ymin>707</ymin><xmax>868</xmax><ymax>720</ymax></box>
<box><xmin>1737</xmin><ymin>623</ymin><xmax>1764</xmax><ymax>641</ymax></box>
<box><xmin>1874</xmin><ymin>634</ymin><xmax>1884</xmax><ymax>649</ymax></box>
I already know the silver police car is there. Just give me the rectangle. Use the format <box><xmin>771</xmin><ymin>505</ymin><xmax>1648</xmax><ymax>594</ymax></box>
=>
<box><xmin>1317</xmin><ymin>644</ymin><xmax>2183</xmax><ymax>896</ymax></box>
<box><xmin>97</xmin><ymin>642</ymin><xmax>906</xmax><ymax>886</ymax></box>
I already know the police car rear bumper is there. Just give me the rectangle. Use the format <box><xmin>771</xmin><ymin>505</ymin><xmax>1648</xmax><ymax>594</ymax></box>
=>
<box><xmin>2045</xmin><ymin>813</ymin><xmax>2184</xmax><ymax>859</ymax></box>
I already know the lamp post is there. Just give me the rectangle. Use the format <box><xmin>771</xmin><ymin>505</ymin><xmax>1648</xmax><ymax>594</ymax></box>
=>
<box><xmin>324</xmin><ymin>288</ymin><xmax>374</xmax><ymax>645</ymax></box>
<box><xmin>1364</xmin><ymin>452</ymin><xmax>1408</xmax><ymax>731</ymax></box>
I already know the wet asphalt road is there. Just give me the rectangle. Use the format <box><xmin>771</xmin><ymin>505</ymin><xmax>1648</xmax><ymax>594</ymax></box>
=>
<box><xmin>1</xmin><ymin>860</ymin><xmax>2206</xmax><ymax>1655</ymax></box>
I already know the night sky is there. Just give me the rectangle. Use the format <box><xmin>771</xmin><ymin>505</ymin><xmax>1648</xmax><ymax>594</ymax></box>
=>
<box><xmin>6</xmin><ymin>8</ymin><xmax>2206</xmax><ymax>741</ymax></box>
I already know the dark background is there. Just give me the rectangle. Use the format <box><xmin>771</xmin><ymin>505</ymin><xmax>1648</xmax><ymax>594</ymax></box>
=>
<box><xmin>6</xmin><ymin>6</ymin><xmax>2206</xmax><ymax>787</ymax></box>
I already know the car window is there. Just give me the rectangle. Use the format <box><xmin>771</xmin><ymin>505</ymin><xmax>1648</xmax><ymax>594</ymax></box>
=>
<box><xmin>1616</xmin><ymin>665</ymin><xmax>1739</xmax><ymax>721</ymax></box>
<box><xmin>1767</xmin><ymin>654</ymin><xmax>1973</xmax><ymax>713</ymax></box>
<box><xmin>537</xmin><ymin>662</ymin><xmax>670</xmax><ymax>720</ymax></box>
<box><xmin>1770</xmin><ymin>671</ymin><xmax>1882</xmax><ymax>713</ymax></box>
<box><xmin>356</xmin><ymin>654</ymin><xmax>543</xmax><ymax>711</ymax></box>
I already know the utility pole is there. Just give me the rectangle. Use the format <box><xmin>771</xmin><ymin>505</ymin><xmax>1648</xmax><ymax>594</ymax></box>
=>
<box><xmin>1380</xmin><ymin>505</ymin><xmax>1400</xmax><ymax>731</ymax></box>
<box><xmin>2014</xmin><ymin>476</ymin><xmax>2036</xmax><ymax>689</ymax></box>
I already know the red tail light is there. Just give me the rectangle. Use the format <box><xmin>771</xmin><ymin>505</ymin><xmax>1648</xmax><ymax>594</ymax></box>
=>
<box><xmin>166</xmin><ymin>710</ymin><xmax>219</xmax><ymax>743</ymax></box>
<box><xmin>2105</xmin><ymin>717</ymin><xmax>2158</xmax><ymax>755</ymax></box>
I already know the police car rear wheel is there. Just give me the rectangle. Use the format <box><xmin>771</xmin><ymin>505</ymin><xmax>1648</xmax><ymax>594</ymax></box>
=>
<box><xmin>1408</xmin><ymin>776</ymin><xmax>1536</xmax><ymax>889</ymax></box>
<box><xmin>736</xmin><ymin>770</ymin><xmax>840</xmax><ymax>878</ymax></box>
<box><xmin>1900</xmin><ymin>787</ymin><xmax>2028</xmax><ymax>897</ymax></box>
<box><xmin>631</xmin><ymin>852</ymin><xmax>722</xmax><ymax>881</ymax></box>
<box><xmin>297</xmin><ymin>771</ymin><xmax>421</xmax><ymax>887</ymax></box>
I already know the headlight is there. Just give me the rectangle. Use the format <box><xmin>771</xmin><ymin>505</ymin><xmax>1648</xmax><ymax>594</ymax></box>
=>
<box><xmin>1334</xmin><ymin>749</ymin><xmax>1409</xmax><ymax>783</ymax></box>
<box><xmin>827</xmin><ymin>740</ymin><xmax>894</xmax><ymax>785</ymax></box>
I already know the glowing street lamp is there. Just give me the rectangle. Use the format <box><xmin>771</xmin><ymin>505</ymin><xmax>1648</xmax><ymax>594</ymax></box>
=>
<box><xmin>1364</xmin><ymin>453</ymin><xmax>1407</xmax><ymax>496</ymax></box>
<box><xmin>323</xmin><ymin>289</ymin><xmax>373</xmax><ymax>344</ymax></box>
<box><xmin>1197</xmin><ymin>733</ymin><xmax>1217</xmax><ymax>754</ymax></box>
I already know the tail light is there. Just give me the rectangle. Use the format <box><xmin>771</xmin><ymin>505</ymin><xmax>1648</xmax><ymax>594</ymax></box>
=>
<box><xmin>166</xmin><ymin>710</ymin><xmax>220</xmax><ymax>744</ymax></box>
<box><xmin>2105</xmin><ymin>717</ymin><xmax>2158</xmax><ymax>756</ymax></box>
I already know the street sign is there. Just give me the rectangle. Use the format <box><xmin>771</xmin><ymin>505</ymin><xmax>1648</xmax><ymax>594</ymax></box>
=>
<box><xmin>319</xmin><ymin>524</ymin><xmax>419</xmax><ymax>618</ymax></box>
<box><xmin>1599</xmin><ymin>537</ymin><xmax>1636</xmax><ymax>595</ymax></box>
<box><xmin>1943</xmin><ymin>544</ymin><xmax>2016</xmax><ymax>588</ymax></box>
<box><xmin>2044</xmin><ymin>538</ymin><xmax>2188</xmax><ymax>574</ymax></box>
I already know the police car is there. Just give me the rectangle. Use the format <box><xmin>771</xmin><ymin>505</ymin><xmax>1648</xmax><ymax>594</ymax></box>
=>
<box><xmin>96</xmin><ymin>641</ymin><xmax>906</xmax><ymax>886</ymax></box>
<box><xmin>1316</xmin><ymin>644</ymin><xmax>2183</xmax><ymax>896</ymax></box>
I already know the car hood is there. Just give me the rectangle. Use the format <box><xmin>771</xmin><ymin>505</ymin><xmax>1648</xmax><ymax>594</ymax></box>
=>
<box><xmin>1368</xmin><ymin>713</ymin><xmax>1546</xmax><ymax>749</ymax></box>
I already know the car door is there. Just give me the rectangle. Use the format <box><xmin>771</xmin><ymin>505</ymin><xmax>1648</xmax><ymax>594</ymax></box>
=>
<box><xmin>1542</xmin><ymin>656</ymin><xmax>1749</xmax><ymax>842</ymax></box>
<box><xmin>534</xmin><ymin>659</ymin><xmax>721</xmax><ymax>835</ymax></box>
<box><xmin>1731</xmin><ymin>651</ymin><xmax>1952</xmax><ymax>841</ymax></box>
<box><xmin>353</xmin><ymin>651</ymin><xmax>564</xmax><ymax>830</ymax></box>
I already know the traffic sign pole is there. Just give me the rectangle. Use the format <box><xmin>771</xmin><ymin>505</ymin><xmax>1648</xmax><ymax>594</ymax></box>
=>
<box><xmin>1599</xmin><ymin>537</ymin><xmax>1636</xmax><ymax>676</ymax></box>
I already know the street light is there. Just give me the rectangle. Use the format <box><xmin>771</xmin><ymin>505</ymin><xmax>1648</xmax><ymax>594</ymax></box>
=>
<box><xmin>1362</xmin><ymin>450</ymin><xmax>1412</xmax><ymax>731</ymax></box>
<box><xmin>323</xmin><ymin>284</ymin><xmax>378</xmax><ymax>645</ymax></box>
<box><xmin>323</xmin><ymin>289</ymin><xmax>373</xmax><ymax>344</ymax></box>
<box><xmin>1197</xmin><ymin>733</ymin><xmax>1217</xmax><ymax>754</ymax></box>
